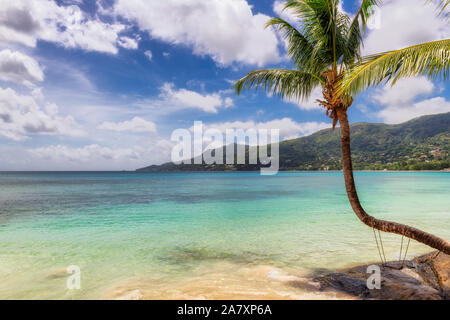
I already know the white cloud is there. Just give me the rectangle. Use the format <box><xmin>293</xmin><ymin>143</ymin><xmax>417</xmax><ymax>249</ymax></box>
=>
<box><xmin>0</xmin><ymin>0</ymin><xmax>129</xmax><ymax>54</ymax></box>
<box><xmin>273</xmin><ymin>1</ymin><xmax>297</xmax><ymax>25</ymax></box>
<box><xmin>0</xmin><ymin>49</ymin><xmax>44</xmax><ymax>86</ymax></box>
<box><xmin>377</xmin><ymin>97</ymin><xmax>450</xmax><ymax>124</ymax></box>
<box><xmin>199</xmin><ymin>118</ymin><xmax>330</xmax><ymax>141</ymax></box>
<box><xmin>363</xmin><ymin>0</ymin><xmax>450</xmax><ymax>55</ymax></box>
<box><xmin>284</xmin><ymin>86</ymin><xmax>323</xmax><ymax>110</ymax></box>
<box><xmin>98</xmin><ymin>117</ymin><xmax>157</xmax><ymax>133</ymax></box>
<box><xmin>144</xmin><ymin>50</ymin><xmax>152</xmax><ymax>61</ymax></box>
<box><xmin>368</xmin><ymin>77</ymin><xmax>450</xmax><ymax>123</ymax></box>
<box><xmin>25</xmin><ymin>140</ymin><xmax>174</xmax><ymax>170</ymax></box>
<box><xmin>224</xmin><ymin>97</ymin><xmax>234</xmax><ymax>108</ymax></box>
<box><xmin>0</xmin><ymin>86</ymin><xmax>84</xmax><ymax>141</ymax></box>
<box><xmin>61</xmin><ymin>0</ymin><xmax>83</xmax><ymax>4</ymax></box>
<box><xmin>117</xmin><ymin>36</ymin><xmax>139</xmax><ymax>50</ymax></box>
<box><xmin>31</xmin><ymin>144</ymin><xmax>141</xmax><ymax>162</ymax></box>
<box><xmin>113</xmin><ymin>0</ymin><xmax>281</xmax><ymax>66</ymax></box>
<box><xmin>372</xmin><ymin>77</ymin><xmax>434</xmax><ymax>106</ymax></box>
<box><xmin>159</xmin><ymin>82</ymin><xmax>233</xmax><ymax>113</ymax></box>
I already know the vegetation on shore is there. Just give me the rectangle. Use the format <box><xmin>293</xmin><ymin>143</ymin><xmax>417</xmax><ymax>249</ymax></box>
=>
<box><xmin>137</xmin><ymin>112</ymin><xmax>450</xmax><ymax>172</ymax></box>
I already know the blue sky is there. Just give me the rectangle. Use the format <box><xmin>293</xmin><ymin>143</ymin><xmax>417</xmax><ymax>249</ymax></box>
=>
<box><xmin>0</xmin><ymin>0</ymin><xmax>449</xmax><ymax>170</ymax></box>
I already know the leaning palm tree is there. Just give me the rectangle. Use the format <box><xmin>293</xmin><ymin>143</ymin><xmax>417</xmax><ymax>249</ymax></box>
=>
<box><xmin>234</xmin><ymin>0</ymin><xmax>450</xmax><ymax>254</ymax></box>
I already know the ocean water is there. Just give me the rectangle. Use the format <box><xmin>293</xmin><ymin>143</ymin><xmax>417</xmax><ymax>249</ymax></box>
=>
<box><xmin>0</xmin><ymin>171</ymin><xmax>448</xmax><ymax>299</ymax></box>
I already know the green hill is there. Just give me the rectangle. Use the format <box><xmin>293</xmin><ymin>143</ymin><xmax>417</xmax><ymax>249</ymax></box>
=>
<box><xmin>137</xmin><ymin>112</ymin><xmax>450</xmax><ymax>172</ymax></box>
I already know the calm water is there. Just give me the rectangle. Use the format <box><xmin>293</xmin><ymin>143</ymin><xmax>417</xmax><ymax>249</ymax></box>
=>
<box><xmin>0</xmin><ymin>171</ymin><xmax>448</xmax><ymax>299</ymax></box>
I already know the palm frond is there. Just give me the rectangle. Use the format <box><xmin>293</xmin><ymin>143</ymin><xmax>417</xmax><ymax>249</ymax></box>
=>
<box><xmin>357</xmin><ymin>0</ymin><xmax>381</xmax><ymax>29</ymax></box>
<box><xmin>234</xmin><ymin>69</ymin><xmax>324</xmax><ymax>101</ymax></box>
<box><xmin>345</xmin><ymin>0</ymin><xmax>381</xmax><ymax>65</ymax></box>
<box><xmin>335</xmin><ymin>10</ymin><xmax>352</xmax><ymax>64</ymax></box>
<box><xmin>283</xmin><ymin>0</ymin><xmax>337</xmax><ymax>66</ymax></box>
<box><xmin>427</xmin><ymin>0</ymin><xmax>449</xmax><ymax>20</ymax></box>
<box><xmin>266</xmin><ymin>17</ymin><xmax>326</xmax><ymax>73</ymax></box>
<box><xmin>337</xmin><ymin>39</ymin><xmax>450</xmax><ymax>96</ymax></box>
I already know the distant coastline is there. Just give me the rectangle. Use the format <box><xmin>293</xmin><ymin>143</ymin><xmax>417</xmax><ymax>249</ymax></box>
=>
<box><xmin>1</xmin><ymin>169</ymin><xmax>449</xmax><ymax>173</ymax></box>
<box><xmin>137</xmin><ymin>113</ymin><xmax>450</xmax><ymax>173</ymax></box>
<box><xmin>133</xmin><ymin>169</ymin><xmax>450</xmax><ymax>173</ymax></box>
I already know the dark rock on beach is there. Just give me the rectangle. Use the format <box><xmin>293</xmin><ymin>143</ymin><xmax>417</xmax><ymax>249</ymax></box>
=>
<box><xmin>313</xmin><ymin>251</ymin><xmax>449</xmax><ymax>300</ymax></box>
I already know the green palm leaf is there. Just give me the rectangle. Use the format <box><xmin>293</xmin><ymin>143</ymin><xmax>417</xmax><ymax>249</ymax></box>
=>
<box><xmin>265</xmin><ymin>17</ymin><xmax>325</xmax><ymax>73</ymax></box>
<box><xmin>345</xmin><ymin>0</ymin><xmax>380</xmax><ymax>64</ymax></box>
<box><xmin>428</xmin><ymin>0</ymin><xmax>449</xmax><ymax>19</ymax></box>
<box><xmin>284</xmin><ymin>0</ymin><xmax>339</xmax><ymax>67</ymax></box>
<box><xmin>234</xmin><ymin>69</ymin><xmax>324</xmax><ymax>101</ymax></box>
<box><xmin>337</xmin><ymin>39</ymin><xmax>450</xmax><ymax>96</ymax></box>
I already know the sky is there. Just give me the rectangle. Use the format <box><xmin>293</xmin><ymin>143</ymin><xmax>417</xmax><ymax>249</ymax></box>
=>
<box><xmin>0</xmin><ymin>0</ymin><xmax>449</xmax><ymax>170</ymax></box>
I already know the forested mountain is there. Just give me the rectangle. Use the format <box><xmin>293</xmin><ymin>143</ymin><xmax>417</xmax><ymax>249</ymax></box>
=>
<box><xmin>137</xmin><ymin>112</ymin><xmax>450</xmax><ymax>172</ymax></box>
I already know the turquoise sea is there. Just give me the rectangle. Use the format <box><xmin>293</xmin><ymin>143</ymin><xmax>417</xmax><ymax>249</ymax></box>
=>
<box><xmin>0</xmin><ymin>171</ymin><xmax>449</xmax><ymax>299</ymax></box>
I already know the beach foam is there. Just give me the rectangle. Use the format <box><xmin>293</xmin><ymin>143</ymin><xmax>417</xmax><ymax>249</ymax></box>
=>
<box><xmin>101</xmin><ymin>261</ymin><xmax>353</xmax><ymax>300</ymax></box>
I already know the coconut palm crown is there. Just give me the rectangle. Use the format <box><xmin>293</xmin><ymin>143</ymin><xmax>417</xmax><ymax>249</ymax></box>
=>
<box><xmin>234</xmin><ymin>0</ymin><xmax>450</xmax><ymax>254</ymax></box>
<box><xmin>235</xmin><ymin>0</ymin><xmax>381</xmax><ymax>127</ymax></box>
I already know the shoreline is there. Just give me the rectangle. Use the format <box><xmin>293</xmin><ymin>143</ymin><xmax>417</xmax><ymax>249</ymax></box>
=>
<box><xmin>103</xmin><ymin>251</ymin><xmax>449</xmax><ymax>300</ymax></box>
<box><xmin>0</xmin><ymin>170</ymin><xmax>448</xmax><ymax>173</ymax></box>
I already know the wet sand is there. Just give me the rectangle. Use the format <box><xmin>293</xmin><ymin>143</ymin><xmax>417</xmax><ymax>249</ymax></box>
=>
<box><xmin>101</xmin><ymin>262</ymin><xmax>354</xmax><ymax>300</ymax></box>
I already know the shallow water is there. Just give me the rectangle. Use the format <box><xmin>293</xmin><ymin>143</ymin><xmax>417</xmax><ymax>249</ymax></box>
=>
<box><xmin>0</xmin><ymin>171</ymin><xmax>448</xmax><ymax>299</ymax></box>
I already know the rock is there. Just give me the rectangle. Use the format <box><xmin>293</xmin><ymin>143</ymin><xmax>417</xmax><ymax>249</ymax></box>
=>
<box><xmin>313</xmin><ymin>251</ymin><xmax>449</xmax><ymax>300</ymax></box>
<box><xmin>413</xmin><ymin>251</ymin><xmax>450</xmax><ymax>298</ymax></box>
<box><xmin>376</xmin><ymin>268</ymin><xmax>441</xmax><ymax>300</ymax></box>
<box><xmin>313</xmin><ymin>273</ymin><xmax>370</xmax><ymax>298</ymax></box>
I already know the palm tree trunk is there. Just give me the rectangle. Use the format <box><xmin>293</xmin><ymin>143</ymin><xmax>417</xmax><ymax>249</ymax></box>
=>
<box><xmin>336</xmin><ymin>108</ymin><xmax>450</xmax><ymax>255</ymax></box>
